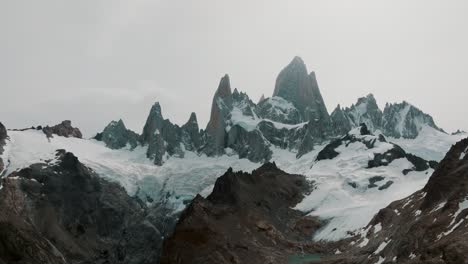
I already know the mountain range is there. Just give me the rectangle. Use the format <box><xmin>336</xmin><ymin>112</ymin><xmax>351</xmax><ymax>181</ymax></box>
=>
<box><xmin>94</xmin><ymin>56</ymin><xmax>446</xmax><ymax>165</ymax></box>
<box><xmin>0</xmin><ymin>57</ymin><xmax>466</xmax><ymax>264</ymax></box>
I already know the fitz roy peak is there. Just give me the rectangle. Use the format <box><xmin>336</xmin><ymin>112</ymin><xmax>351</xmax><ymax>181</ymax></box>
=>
<box><xmin>94</xmin><ymin>56</ymin><xmax>445</xmax><ymax>165</ymax></box>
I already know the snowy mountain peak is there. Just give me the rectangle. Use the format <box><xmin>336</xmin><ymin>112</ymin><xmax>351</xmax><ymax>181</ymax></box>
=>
<box><xmin>273</xmin><ymin>57</ymin><xmax>328</xmax><ymax>121</ymax></box>
<box><xmin>382</xmin><ymin>101</ymin><xmax>442</xmax><ymax>139</ymax></box>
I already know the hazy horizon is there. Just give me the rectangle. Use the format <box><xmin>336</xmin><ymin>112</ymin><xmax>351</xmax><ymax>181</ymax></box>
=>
<box><xmin>2</xmin><ymin>1</ymin><xmax>468</xmax><ymax>137</ymax></box>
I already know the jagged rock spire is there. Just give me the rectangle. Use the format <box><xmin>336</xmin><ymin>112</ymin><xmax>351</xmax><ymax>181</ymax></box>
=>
<box><xmin>205</xmin><ymin>74</ymin><xmax>234</xmax><ymax>155</ymax></box>
<box><xmin>273</xmin><ymin>56</ymin><xmax>329</xmax><ymax>122</ymax></box>
<box><xmin>258</xmin><ymin>94</ymin><xmax>265</xmax><ymax>104</ymax></box>
<box><xmin>141</xmin><ymin>102</ymin><xmax>164</xmax><ymax>143</ymax></box>
<box><xmin>95</xmin><ymin>119</ymin><xmax>139</xmax><ymax>150</ymax></box>
<box><xmin>182</xmin><ymin>112</ymin><xmax>201</xmax><ymax>151</ymax></box>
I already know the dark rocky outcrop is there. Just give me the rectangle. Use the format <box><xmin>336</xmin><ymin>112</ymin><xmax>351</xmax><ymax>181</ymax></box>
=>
<box><xmin>226</xmin><ymin>125</ymin><xmax>272</xmax><ymax>162</ymax></box>
<box><xmin>452</xmin><ymin>129</ymin><xmax>466</xmax><ymax>135</ymax></box>
<box><xmin>336</xmin><ymin>137</ymin><xmax>468</xmax><ymax>264</ymax></box>
<box><xmin>0</xmin><ymin>122</ymin><xmax>7</xmax><ymax>175</ymax></box>
<box><xmin>0</xmin><ymin>150</ymin><xmax>169</xmax><ymax>264</ymax></box>
<box><xmin>42</xmin><ymin>120</ymin><xmax>82</xmax><ymax>139</ymax></box>
<box><xmin>94</xmin><ymin>119</ymin><xmax>139</xmax><ymax>149</ymax></box>
<box><xmin>160</xmin><ymin>163</ymin><xmax>325</xmax><ymax>264</ymax></box>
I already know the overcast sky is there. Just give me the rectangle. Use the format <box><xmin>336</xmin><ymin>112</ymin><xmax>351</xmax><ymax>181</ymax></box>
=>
<box><xmin>2</xmin><ymin>0</ymin><xmax>467</xmax><ymax>137</ymax></box>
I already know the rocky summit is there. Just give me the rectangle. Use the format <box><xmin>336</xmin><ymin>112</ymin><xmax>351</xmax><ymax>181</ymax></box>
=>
<box><xmin>160</xmin><ymin>163</ymin><xmax>324</xmax><ymax>264</ymax></box>
<box><xmin>92</xmin><ymin>56</ymin><xmax>444</xmax><ymax>165</ymax></box>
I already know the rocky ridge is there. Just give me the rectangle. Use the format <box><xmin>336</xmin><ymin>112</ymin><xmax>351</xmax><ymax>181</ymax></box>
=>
<box><xmin>95</xmin><ymin>57</ymin><xmax>445</xmax><ymax>165</ymax></box>
<box><xmin>0</xmin><ymin>149</ymin><xmax>176</xmax><ymax>264</ymax></box>
<box><xmin>160</xmin><ymin>163</ymin><xmax>324</xmax><ymax>264</ymax></box>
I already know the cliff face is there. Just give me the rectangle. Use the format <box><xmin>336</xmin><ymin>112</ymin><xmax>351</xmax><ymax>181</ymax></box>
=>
<box><xmin>273</xmin><ymin>57</ymin><xmax>329</xmax><ymax>122</ymax></box>
<box><xmin>204</xmin><ymin>74</ymin><xmax>233</xmax><ymax>156</ymax></box>
<box><xmin>0</xmin><ymin>122</ymin><xmax>7</xmax><ymax>175</ymax></box>
<box><xmin>0</xmin><ymin>150</ymin><xmax>170</xmax><ymax>264</ymax></box>
<box><xmin>160</xmin><ymin>163</ymin><xmax>324</xmax><ymax>264</ymax></box>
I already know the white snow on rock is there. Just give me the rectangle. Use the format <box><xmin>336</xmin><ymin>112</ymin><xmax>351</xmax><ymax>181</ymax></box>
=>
<box><xmin>449</xmin><ymin>197</ymin><xmax>468</xmax><ymax>226</ymax></box>
<box><xmin>374</xmin><ymin>239</ymin><xmax>391</xmax><ymax>255</ymax></box>
<box><xmin>3</xmin><ymin>128</ymin><xmax>436</xmax><ymax>242</ymax></box>
<box><xmin>390</xmin><ymin>125</ymin><xmax>466</xmax><ymax>161</ymax></box>
<box><xmin>294</xmin><ymin>131</ymin><xmax>432</xmax><ymax>241</ymax></box>
<box><xmin>460</xmin><ymin>146</ymin><xmax>468</xmax><ymax>160</ymax></box>
<box><xmin>229</xmin><ymin>100</ymin><xmax>307</xmax><ymax>132</ymax></box>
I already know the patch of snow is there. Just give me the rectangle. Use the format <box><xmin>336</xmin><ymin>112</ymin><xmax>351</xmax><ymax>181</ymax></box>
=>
<box><xmin>395</xmin><ymin>104</ymin><xmax>411</xmax><ymax>136</ymax></box>
<box><xmin>460</xmin><ymin>146</ymin><xmax>468</xmax><ymax>160</ymax></box>
<box><xmin>409</xmin><ymin>253</ymin><xmax>417</xmax><ymax>259</ymax></box>
<box><xmin>358</xmin><ymin>237</ymin><xmax>369</xmax><ymax>248</ymax></box>
<box><xmin>374</xmin><ymin>239</ymin><xmax>391</xmax><ymax>254</ymax></box>
<box><xmin>449</xmin><ymin>197</ymin><xmax>468</xmax><ymax>226</ymax></box>
<box><xmin>414</xmin><ymin>210</ymin><xmax>421</xmax><ymax>216</ymax></box>
<box><xmin>374</xmin><ymin>223</ymin><xmax>382</xmax><ymax>233</ymax></box>
<box><xmin>375</xmin><ymin>256</ymin><xmax>385</xmax><ymax>264</ymax></box>
<box><xmin>431</xmin><ymin>201</ymin><xmax>447</xmax><ymax>213</ymax></box>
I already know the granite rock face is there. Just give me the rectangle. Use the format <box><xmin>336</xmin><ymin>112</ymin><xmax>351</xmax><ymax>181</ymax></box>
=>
<box><xmin>94</xmin><ymin>119</ymin><xmax>139</xmax><ymax>149</ymax></box>
<box><xmin>42</xmin><ymin>120</ymin><xmax>83</xmax><ymax>139</ymax></box>
<box><xmin>160</xmin><ymin>163</ymin><xmax>323</xmax><ymax>264</ymax></box>
<box><xmin>0</xmin><ymin>150</ymin><xmax>166</xmax><ymax>264</ymax></box>
<box><xmin>0</xmin><ymin>122</ymin><xmax>7</xmax><ymax>174</ymax></box>
<box><xmin>273</xmin><ymin>56</ymin><xmax>329</xmax><ymax>123</ymax></box>
<box><xmin>204</xmin><ymin>74</ymin><xmax>233</xmax><ymax>156</ymax></box>
<box><xmin>181</xmin><ymin>112</ymin><xmax>202</xmax><ymax>151</ymax></box>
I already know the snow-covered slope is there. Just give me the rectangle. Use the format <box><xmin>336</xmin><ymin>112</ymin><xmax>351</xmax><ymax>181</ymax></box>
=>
<box><xmin>1</xmin><ymin>126</ymin><xmax>460</xmax><ymax>242</ymax></box>
<box><xmin>294</xmin><ymin>127</ymin><xmax>435</xmax><ymax>240</ymax></box>
<box><xmin>390</xmin><ymin>125</ymin><xmax>466</xmax><ymax>161</ymax></box>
